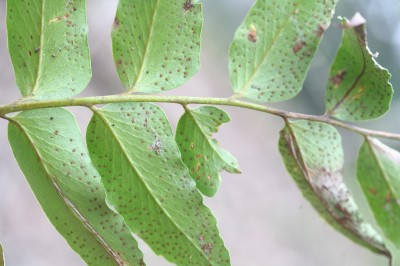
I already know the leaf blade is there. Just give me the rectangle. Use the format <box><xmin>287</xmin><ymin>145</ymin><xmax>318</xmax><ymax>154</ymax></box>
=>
<box><xmin>8</xmin><ymin>108</ymin><xmax>144</xmax><ymax>266</ymax></box>
<box><xmin>6</xmin><ymin>0</ymin><xmax>91</xmax><ymax>100</ymax></box>
<box><xmin>112</xmin><ymin>0</ymin><xmax>202</xmax><ymax>93</ymax></box>
<box><xmin>229</xmin><ymin>0</ymin><xmax>338</xmax><ymax>102</ymax></box>
<box><xmin>87</xmin><ymin>103</ymin><xmax>230</xmax><ymax>266</ymax></box>
<box><xmin>279</xmin><ymin>120</ymin><xmax>389</xmax><ymax>255</ymax></box>
<box><xmin>357</xmin><ymin>138</ymin><xmax>400</xmax><ymax>249</ymax></box>
<box><xmin>325</xmin><ymin>13</ymin><xmax>393</xmax><ymax>121</ymax></box>
<box><xmin>176</xmin><ymin>106</ymin><xmax>240</xmax><ymax>197</ymax></box>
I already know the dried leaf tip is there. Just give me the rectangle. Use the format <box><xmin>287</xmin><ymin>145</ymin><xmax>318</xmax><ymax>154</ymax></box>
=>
<box><xmin>342</xmin><ymin>12</ymin><xmax>366</xmax><ymax>28</ymax></box>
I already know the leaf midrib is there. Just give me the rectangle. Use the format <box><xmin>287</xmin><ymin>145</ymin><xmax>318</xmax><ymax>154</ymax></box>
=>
<box><xmin>327</xmin><ymin>35</ymin><xmax>367</xmax><ymax>116</ymax></box>
<box><xmin>11</xmin><ymin>119</ymin><xmax>124</xmax><ymax>265</ymax></box>
<box><xmin>29</xmin><ymin>0</ymin><xmax>46</xmax><ymax>97</ymax></box>
<box><xmin>129</xmin><ymin>0</ymin><xmax>161</xmax><ymax>93</ymax></box>
<box><xmin>94</xmin><ymin>109</ymin><xmax>211</xmax><ymax>264</ymax></box>
<box><xmin>236</xmin><ymin>0</ymin><xmax>306</xmax><ymax>96</ymax></box>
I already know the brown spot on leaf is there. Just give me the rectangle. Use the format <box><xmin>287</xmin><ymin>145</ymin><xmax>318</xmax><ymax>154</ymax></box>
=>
<box><xmin>115</xmin><ymin>59</ymin><xmax>122</xmax><ymax>67</ymax></box>
<box><xmin>113</xmin><ymin>18</ymin><xmax>120</xmax><ymax>29</ymax></box>
<box><xmin>386</xmin><ymin>191</ymin><xmax>392</xmax><ymax>202</ymax></box>
<box><xmin>330</xmin><ymin>70</ymin><xmax>347</xmax><ymax>87</ymax></box>
<box><xmin>201</xmin><ymin>243</ymin><xmax>213</xmax><ymax>254</ymax></box>
<box><xmin>183</xmin><ymin>0</ymin><xmax>193</xmax><ymax>11</ymax></box>
<box><xmin>369</xmin><ymin>187</ymin><xmax>377</xmax><ymax>195</ymax></box>
<box><xmin>315</xmin><ymin>24</ymin><xmax>327</xmax><ymax>37</ymax></box>
<box><xmin>247</xmin><ymin>24</ymin><xmax>257</xmax><ymax>43</ymax></box>
<box><xmin>293</xmin><ymin>40</ymin><xmax>306</xmax><ymax>53</ymax></box>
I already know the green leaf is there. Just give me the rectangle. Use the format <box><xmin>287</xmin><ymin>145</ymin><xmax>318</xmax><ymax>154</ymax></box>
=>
<box><xmin>112</xmin><ymin>0</ymin><xmax>202</xmax><ymax>93</ymax></box>
<box><xmin>8</xmin><ymin>108</ymin><xmax>144</xmax><ymax>266</ymax></box>
<box><xmin>0</xmin><ymin>243</ymin><xmax>4</xmax><ymax>266</ymax></box>
<box><xmin>176</xmin><ymin>106</ymin><xmax>240</xmax><ymax>197</ymax></box>
<box><xmin>279</xmin><ymin>120</ymin><xmax>389</xmax><ymax>255</ymax></box>
<box><xmin>229</xmin><ymin>0</ymin><xmax>338</xmax><ymax>102</ymax></box>
<box><xmin>357</xmin><ymin>138</ymin><xmax>400</xmax><ymax>249</ymax></box>
<box><xmin>7</xmin><ymin>0</ymin><xmax>91</xmax><ymax>100</ymax></box>
<box><xmin>325</xmin><ymin>13</ymin><xmax>393</xmax><ymax>121</ymax></box>
<box><xmin>87</xmin><ymin>103</ymin><xmax>230</xmax><ymax>266</ymax></box>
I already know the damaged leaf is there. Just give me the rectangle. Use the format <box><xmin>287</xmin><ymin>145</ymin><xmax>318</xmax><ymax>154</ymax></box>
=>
<box><xmin>279</xmin><ymin>120</ymin><xmax>389</xmax><ymax>256</ymax></box>
<box><xmin>325</xmin><ymin>13</ymin><xmax>393</xmax><ymax>121</ymax></box>
<box><xmin>176</xmin><ymin>106</ymin><xmax>240</xmax><ymax>197</ymax></box>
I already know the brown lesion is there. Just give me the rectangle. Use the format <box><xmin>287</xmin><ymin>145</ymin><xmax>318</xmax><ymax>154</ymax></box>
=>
<box><xmin>247</xmin><ymin>24</ymin><xmax>257</xmax><ymax>43</ymax></box>
<box><xmin>183</xmin><ymin>0</ymin><xmax>194</xmax><ymax>11</ymax></box>
<box><xmin>315</xmin><ymin>24</ymin><xmax>327</xmax><ymax>38</ymax></box>
<box><xmin>113</xmin><ymin>17</ymin><xmax>120</xmax><ymax>29</ymax></box>
<box><xmin>292</xmin><ymin>40</ymin><xmax>306</xmax><ymax>54</ymax></box>
<box><xmin>330</xmin><ymin>70</ymin><xmax>347</xmax><ymax>87</ymax></box>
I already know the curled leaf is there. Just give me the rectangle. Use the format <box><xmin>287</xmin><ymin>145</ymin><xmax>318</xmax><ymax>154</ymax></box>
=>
<box><xmin>279</xmin><ymin>120</ymin><xmax>389</xmax><ymax>256</ymax></box>
<box><xmin>325</xmin><ymin>13</ymin><xmax>393</xmax><ymax>121</ymax></box>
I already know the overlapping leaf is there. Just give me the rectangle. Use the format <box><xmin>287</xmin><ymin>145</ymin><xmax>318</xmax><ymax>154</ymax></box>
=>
<box><xmin>357</xmin><ymin>138</ymin><xmax>400</xmax><ymax>249</ymax></box>
<box><xmin>325</xmin><ymin>14</ymin><xmax>393</xmax><ymax>121</ymax></box>
<box><xmin>176</xmin><ymin>106</ymin><xmax>240</xmax><ymax>197</ymax></box>
<box><xmin>8</xmin><ymin>108</ymin><xmax>144</xmax><ymax>266</ymax></box>
<box><xmin>279</xmin><ymin>120</ymin><xmax>389</xmax><ymax>255</ymax></box>
<box><xmin>229</xmin><ymin>0</ymin><xmax>338</xmax><ymax>102</ymax></box>
<box><xmin>6</xmin><ymin>0</ymin><xmax>91</xmax><ymax>100</ymax></box>
<box><xmin>87</xmin><ymin>103</ymin><xmax>230</xmax><ymax>266</ymax></box>
<box><xmin>112</xmin><ymin>0</ymin><xmax>202</xmax><ymax>93</ymax></box>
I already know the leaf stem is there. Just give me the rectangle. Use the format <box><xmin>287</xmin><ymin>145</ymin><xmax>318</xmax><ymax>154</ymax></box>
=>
<box><xmin>0</xmin><ymin>94</ymin><xmax>399</xmax><ymax>140</ymax></box>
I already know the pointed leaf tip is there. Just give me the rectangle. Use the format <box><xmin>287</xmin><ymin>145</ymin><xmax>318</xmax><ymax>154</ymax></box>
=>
<box><xmin>176</xmin><ymin>106</ymin><xmax>240</xmax><ymax>197</ymax></box>
<box><xmin>325</xmin><ymin>14</ymin><xmax>393</xmax><ymax>121</ymax></box>
<box><xmin>279</xmin><ymin>120</ymin><xmax>389</xmax><ymax>256</ymax></box>
<box><xmin>229</xmin><ymin>0</ymin><xmax>339</xmax><ymax>102</ymax></box>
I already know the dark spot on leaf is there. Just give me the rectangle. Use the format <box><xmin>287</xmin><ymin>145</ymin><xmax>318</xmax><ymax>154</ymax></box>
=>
<box><xmin>113</xmin><ymin>17</ymin><xmax>120</xmax><ymax>29</ymax></box>
<box><xmin>201</xmin><ymin>243</ymin><xmax>213</xmax><ymax>254</ymax></box>
<box><xmin>247</xmin><ymin>24</ymin><xmax>257</xmax><ymax>43</ymax></box>
<box><xmin>183</xmin><ymin>0</ymin><xmax>193</xmax><ymax>11</ymax></box>
<box><xmin>330</xmin><ymin>70</ymin><xmax>347</xmax><ymax>87</ymax></box>
<box><xmin>293</xmin><ymin>40</ymin><xmax>306</xmax><ymax>54</ymax></box>
<box><xmin>315</xmin><ymin>24</ymin><xmax>327</xmax><ymax>37</ymax></box>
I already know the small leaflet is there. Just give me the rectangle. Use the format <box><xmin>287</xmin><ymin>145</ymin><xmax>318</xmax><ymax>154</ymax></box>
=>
<box><xmin>176</xmin><ymin>106</ymin><xmax>240</xmax><ymax>197</ymax></box>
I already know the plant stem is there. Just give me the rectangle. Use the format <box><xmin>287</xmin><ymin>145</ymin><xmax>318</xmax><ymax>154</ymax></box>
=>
<box><xmin>0</xmin><ymin>94</ymin><xmax>399</xmax><ymax>140</ymax></box>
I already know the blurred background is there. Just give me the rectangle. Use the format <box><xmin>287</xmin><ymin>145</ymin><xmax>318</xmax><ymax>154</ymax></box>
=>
<box><xmin>1</xmin><ymin>0</ymin><xmax>400</xmax><ymax>265</ymax></box>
